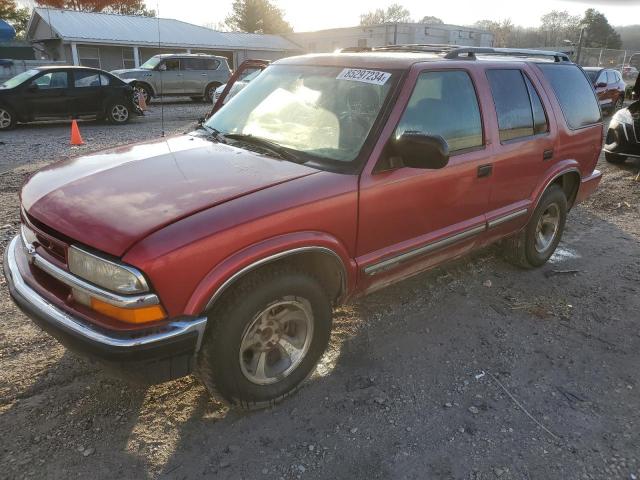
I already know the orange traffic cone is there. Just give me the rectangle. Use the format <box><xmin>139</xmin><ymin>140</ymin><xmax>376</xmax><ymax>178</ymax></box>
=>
<box><xmin>138</xmin><ymin>89</ymin><xmax>147</xmax><ymax>111</ymax></box>
<box><xmin>70</xmin><ymin>119</ymin><xmax>84</xmax><ymax>146</ymax></box>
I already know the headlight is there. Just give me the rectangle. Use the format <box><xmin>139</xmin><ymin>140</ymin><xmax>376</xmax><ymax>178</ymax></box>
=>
<box><xmin>612</xmin><ymin>108</ymin><xmax>633</xmax><ymax>125</ymax></box>
<box><xmin>68</xmin><ymin>246</ymin><xmax>149</xmax><ymax>294</ymax></box>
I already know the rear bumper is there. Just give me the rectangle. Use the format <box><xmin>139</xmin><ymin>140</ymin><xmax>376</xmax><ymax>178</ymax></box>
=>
<box><xmin>575</xmin><ymin>169</ymin><xmax>602</xmax><ymax>204</ymax></box>
<box><xmin>3</xmin><ymin>235</ymin><xmax>207</xmax><ymax>383</ymax></box>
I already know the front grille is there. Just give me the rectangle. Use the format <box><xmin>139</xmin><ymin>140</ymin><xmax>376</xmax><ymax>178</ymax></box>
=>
<box><xmin>35</xmin><ymin>233</ymin><xmax>66</xmax><ymax>263</ymax></box>
<box><xmin>22</xmin><ymin>212</ymin><xmax>69</xmax><ymax>265</ymax></box>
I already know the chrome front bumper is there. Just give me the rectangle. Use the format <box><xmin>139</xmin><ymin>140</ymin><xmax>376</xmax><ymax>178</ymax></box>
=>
<box><xmin>3</xmin><ymin>235</ymin><xmax>208</xmax><ymax>382</ymax></box>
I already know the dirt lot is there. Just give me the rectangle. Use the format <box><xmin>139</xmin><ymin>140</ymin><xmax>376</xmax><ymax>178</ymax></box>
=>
<box><xmin>0</xmin><ymin>104</ymin><xmax>639</xmax><ymax>480</ymax></box>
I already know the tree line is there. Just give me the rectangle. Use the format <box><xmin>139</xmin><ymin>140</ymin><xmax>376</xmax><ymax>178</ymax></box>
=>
<box><xmin>359</xmin><ymin>4</ymin><xmax>623</xmax><ymax>50</ymax></box>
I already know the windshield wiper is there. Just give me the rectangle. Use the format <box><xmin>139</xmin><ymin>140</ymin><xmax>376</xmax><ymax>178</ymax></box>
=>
<box><xmin>200</xmin><ymin>124</ymin><xmax>228</xmax><ymax>144</ymax></box>
<box><xmin>223</xmin><ymin>133</ymin><xmax>305</xmax><ymax>163</ymax></box>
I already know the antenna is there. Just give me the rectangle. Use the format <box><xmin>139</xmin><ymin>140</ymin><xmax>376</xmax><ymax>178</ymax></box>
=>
<box><xmin>156</xmin><ymin>0</ymin><xmax>165</xmax><ymax>137</ymax></box>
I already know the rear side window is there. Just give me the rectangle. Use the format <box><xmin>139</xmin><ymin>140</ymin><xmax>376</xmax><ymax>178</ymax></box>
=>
<box><xmin>183</xmin><ymin>58</ymin><xmax>205</xmax><ymax>70</ymax></box>
<box><xmin>487</xmin><ymin>69</ymin><xmax>538</xmax><ymax>142</ymax></box>
<box><xmin>397</xmin><ymin>70</ymin><xmax>483</xmax><ymax>153</ymax></box>
<box><xmin>538</xmin><ymin>64</ymin><xmax>601</xmax><ymax>129</ymax></box>
<box><xmin>74</xmin><ymin>71</ymin><xmax>101</xmax><ymax>88</ymax></box>
<box><xmin>205</xmin><ymin>59</ymin><xmax>220</xmax><ymax>70</ymax></box>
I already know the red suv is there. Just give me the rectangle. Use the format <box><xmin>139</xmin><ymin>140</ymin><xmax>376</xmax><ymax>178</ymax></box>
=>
<box><xmin>4</xmin><ymin>46</ymin><xmax>603</xmax><ymax>409</ymax></box>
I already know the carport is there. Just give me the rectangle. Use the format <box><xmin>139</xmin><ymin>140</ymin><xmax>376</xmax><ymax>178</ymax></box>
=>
<box><xmin>25</xmin><ymin>8</ymin><xmax>302</xmax><ymax>71</ymax></box>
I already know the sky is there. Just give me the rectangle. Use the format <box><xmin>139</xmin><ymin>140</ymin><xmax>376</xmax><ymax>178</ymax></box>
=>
<box><xmin>143</xmin><ymin>0</ymin><xmax>640</xmax><ymax>31</ymax></box>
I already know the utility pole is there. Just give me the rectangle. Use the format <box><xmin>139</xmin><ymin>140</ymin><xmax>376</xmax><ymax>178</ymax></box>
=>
<box><xmin>575</xmin><ymin>27</ymin><xmax>585</xmax><ymax>65</ymax></box>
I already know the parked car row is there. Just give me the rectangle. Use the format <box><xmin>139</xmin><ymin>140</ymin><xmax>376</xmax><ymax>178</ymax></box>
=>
<box><xmin>0</xmin><ymin>53</ymin><xmax>231</xmax><ymax>130</ymax></box>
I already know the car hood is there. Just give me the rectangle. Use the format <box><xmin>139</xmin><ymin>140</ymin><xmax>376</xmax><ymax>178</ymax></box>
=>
<box><xmin>21</xmin><ymin>133</ymin><xmax>320</xmax><ymax>257</ymax></box>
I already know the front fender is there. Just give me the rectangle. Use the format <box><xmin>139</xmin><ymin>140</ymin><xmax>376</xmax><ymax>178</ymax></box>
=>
<box><xmin>183</xmin><ymin>231</ymin><xmax>357</xmax><ymax>316</ymax></box>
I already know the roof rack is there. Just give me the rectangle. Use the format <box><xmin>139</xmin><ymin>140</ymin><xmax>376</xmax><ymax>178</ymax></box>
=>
<box><xmin>444</xmin><ymin>47</ymin><xmax>571</xmax><ymax>62</ymax></box>
<box><xmin>338</xmin><ymin>44</ymin><xmax>572</xmax><ymax>63</ymax></box>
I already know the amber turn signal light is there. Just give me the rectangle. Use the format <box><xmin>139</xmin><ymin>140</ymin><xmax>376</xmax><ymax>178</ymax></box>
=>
<box><xmin>90</xmin><ymin>298</ymin><xmax>166</xmax><ymax>324</ymax></box>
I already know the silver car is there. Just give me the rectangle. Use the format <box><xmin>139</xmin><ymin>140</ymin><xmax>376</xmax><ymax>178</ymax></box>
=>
<box><xmin>111</xmin><ymin>54</ymin><xmax>231</xmax><ymax>103</ymax></box>
<box><xmin>213</xmin><ymin>68</ymin><xmax>262</xmax><ymax>105</ymax></box>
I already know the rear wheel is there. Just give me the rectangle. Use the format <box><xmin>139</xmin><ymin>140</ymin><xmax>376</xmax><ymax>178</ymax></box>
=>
<box><xmin>106</xmin><ymin>102</ymin><xmax>131</xmax><ymax>124</ymax></box>
<box><xmin>614</xmin><ymin>96</ymin><xmax>624</xmax><ymax>111</ymax></box>
<box><xmin>605</xmin><ymin>151</ymin><xmax>627</xmax><ymax>164</ymax></box>
<box><xmin>0</xmin><ymin>106</ymin><xmax>16</xmax><ymax>130</ymax></box>
<box><xmin>196</xmin><ymin>266</ymin><xmax>332</xmax><ymax>410</ymax></box>
<box><xmin>503</xmin><ymin>184</ymin><xmax>567</xmax><ymax>268</ymax></box>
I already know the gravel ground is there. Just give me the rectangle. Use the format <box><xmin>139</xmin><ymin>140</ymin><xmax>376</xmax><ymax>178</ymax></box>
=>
<box><xmin>0</xmin><ymin>106</ymin><xmax>639</xmax><ymax>480</ymax></box>
<box><xmin>0</xmin><ymin>98</ymin><xmax>211</xmax><ymax>174</ymax></box>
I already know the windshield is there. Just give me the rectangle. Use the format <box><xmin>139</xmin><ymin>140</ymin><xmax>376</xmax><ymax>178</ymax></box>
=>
<box><xmin>140</xmin><ymin>57</ymin><xmax>161</xmax><ymax>70</ymax></box>
<box><xmin>1</xmin><ymin>69</ymin><xmax>40</xmax><ymax>88</ymax></box>
<box><xmin>585</xmin><ymin>69</ymin><xmax>600</xmax><ymax>83</ymax></box>
<box><xmin>204</xmin><ymin>64</ymin><xmax>396</xmax><ymax>164</ymax></box>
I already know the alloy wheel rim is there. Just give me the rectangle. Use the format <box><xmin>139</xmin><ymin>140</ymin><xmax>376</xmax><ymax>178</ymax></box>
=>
<box><xmin>0</xmin><ymin>109</ymin><xmax>11</xmax><ymax>128</ymax></box>
<box><xmin>111</xmin><ymin>105</ymin><xmax>129</xmax><ymax>122</ymax></box>
<box><xmin>239</xmin><ymin>297</ymin><xmax>314</xmax><ymax>385</ymax></box>
<box><xmin>534</xmin><ymin>203</ymin><xmax>560</xmax><ymax>253</ymax></box>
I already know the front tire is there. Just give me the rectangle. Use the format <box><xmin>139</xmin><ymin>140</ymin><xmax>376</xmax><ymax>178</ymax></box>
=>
<box><xmin>136</xmin><ymin>85</ymin><xmax>152</xmax><ymax>105</ymax></box>
<box><xmin>196</xmin><ymin>266</ymin><xmax>332</xmax><ymax>410</ymax></box>
<box><xmin>0</xmin><ymin>105</ymin><xmax>16</xmax><ymax>130</ymax></box>
<box><xmin>503</xmin><ymin>184</ymin><xmax>567</xmax><ymax>268</ymax></box>
<box><xmin>106</xmin><ymin>102</ymin><xmax>131</xmax><ymax>125</ymax></box>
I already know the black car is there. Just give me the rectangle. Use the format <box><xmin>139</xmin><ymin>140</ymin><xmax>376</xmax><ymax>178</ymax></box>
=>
<box><xmin>603</xmin><ymin>101</ymin><xmax>640</xmax><ymax>164</ymax></box>
<box><xmin>0</xmin><ymin>66</ymin><xmax>139</xmax><ymax>130</ymax></box>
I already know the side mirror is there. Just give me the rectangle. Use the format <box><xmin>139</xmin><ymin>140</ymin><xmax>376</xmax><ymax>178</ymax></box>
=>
<box><xmin>596</xmin><ymin>82</ymin><xmax>607</xmax><ymax>88</ymax></box>
<box><xmin>392</xmin><ymin>132</ymin><xmax>450</xmax><ymax>169</ymax></box>
<box><xmin>156</xmin><ymin>63</ymin><xmax>167</xmax><ymax>72</ymax></box>
<box><xmin>27</xmin><ymin>83</ymin><xmax>38</xmax><ymax>92</ymax></box>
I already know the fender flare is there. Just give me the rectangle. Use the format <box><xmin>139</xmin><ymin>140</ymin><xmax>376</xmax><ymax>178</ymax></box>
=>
<box><xmin>184</xmin><ymin>232</ymin><xmax>357</xmax><ymax>316</ymax></box>
<box><xmin>530</xmin><ymin>161</ymin><xmax>581</xmax><ymax>212</ymax></box>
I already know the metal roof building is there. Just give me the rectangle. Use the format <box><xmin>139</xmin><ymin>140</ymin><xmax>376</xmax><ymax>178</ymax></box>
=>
<box><xmin>27</xmin><ymin>8</ymin><xmax>302</xmax><ymax>70</ymax></box>
<box><xmin>287</xmin><ymin>23</ymin><xmax>493</xmax><ymax>53</ymax></box>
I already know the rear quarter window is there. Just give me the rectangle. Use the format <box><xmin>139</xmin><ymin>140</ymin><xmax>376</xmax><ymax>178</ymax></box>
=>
<box><xmin>537</xmin><ymin>64</ymin><xmax>601</xmax><ymax>129</ymax></box>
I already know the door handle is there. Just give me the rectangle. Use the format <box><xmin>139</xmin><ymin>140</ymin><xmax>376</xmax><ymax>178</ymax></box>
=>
<box><xmin>201</xmin><ymin>73</ymin><xmax>207</xmax><ymax>76</ymax></box>
<box><xmin>543</xmin><ymin>149</ymin><xmax>554</xmax><ymax>160</ymax></box>
<box><xmin>477</xmin><ymin>164</ymin><xmax>493</xmax><ymax>178</ymax></box>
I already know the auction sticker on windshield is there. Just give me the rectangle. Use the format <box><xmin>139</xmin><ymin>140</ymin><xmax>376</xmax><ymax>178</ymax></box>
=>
<box><xmin>337</xmin><ymin>68</ymin><xmax>391</xmax><ymax>85</ymax></box>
